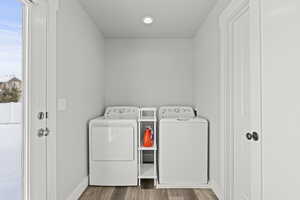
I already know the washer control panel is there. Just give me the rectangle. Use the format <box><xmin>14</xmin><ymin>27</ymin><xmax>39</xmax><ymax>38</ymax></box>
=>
<box><xmin>104</xmin><ymin>106</ymin><xmax>139</xmax><ymax>119</ymax></box>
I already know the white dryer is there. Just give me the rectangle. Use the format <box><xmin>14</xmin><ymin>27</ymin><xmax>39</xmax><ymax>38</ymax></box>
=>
<box><xmin>158</xmin><ymin>106</ymin><xmax>208</xmax><ymax>187</ymax></box>
<box><xmin>89</xmin><ymin>106</ymin><xmax>138</xmax><ymax>186</ymax></box>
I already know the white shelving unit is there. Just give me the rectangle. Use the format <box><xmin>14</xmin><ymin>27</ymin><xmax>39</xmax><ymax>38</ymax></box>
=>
<box><xmin>138</xmin><ymin>107</ymin><xmax>157</xmax><ymax>185</ymax></box>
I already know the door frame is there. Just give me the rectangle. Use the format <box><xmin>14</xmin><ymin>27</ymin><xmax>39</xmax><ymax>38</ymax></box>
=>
<box><xmin>219</xmin><ymin>0</ymin><xmax>262</xmax><ymax>200</ymax></box>
<box><xmin>22</xmin><ymin>0</ymin><xmax>58</xmax><ymax>199</ymax></box>
<box><xmin>46</xmin><ymin>0</ymin><xmax>58</xmax><ymax>199</ymax></box>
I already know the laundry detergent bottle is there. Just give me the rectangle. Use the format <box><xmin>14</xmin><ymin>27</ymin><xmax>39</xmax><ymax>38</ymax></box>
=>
<box><xmin>143</xmin><ymin>127</ymin><xmax>153</xmax><ymax>147</ymax></box>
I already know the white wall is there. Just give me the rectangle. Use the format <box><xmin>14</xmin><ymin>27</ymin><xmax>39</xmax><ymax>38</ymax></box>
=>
<box><xmin>193</xmin><ymin>0</ymin><xmax>230</xmax><ymax>197</ymax></box>
<box><xmin>56</xmin><ymin>0</ymin><xmax>105</xmax><ymax>199</ymax></box>
<box><xmin>261</xmin><ymin>0</ymin><xmax>300</xmax><ymax>199</ymax></box>
<box><xmin>104</xmin><ymin>38</ymin><xmax>194</xmax><ymax>107</ymax></box>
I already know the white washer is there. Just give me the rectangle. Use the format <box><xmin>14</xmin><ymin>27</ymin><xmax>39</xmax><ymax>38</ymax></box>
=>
<box><xmin>158</xmin><ymin>106</ymin><xmax>208</xmax><ymax>187</ymax></box>
<box><xmin>89</xmin><ymin>106</ymin><xmax>138</xmax><ymax>186</ymax></box>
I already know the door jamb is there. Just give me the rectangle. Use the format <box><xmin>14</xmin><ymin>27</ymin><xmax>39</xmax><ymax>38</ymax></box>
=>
<box><xmin>219</xmin><ymin>0</ymin><xmax>262</xmax><ymax>200</ymax></box>
<box><xmin>46</xmin><ymin>0</ymin><xmax>58</xmax><ymax>200</ymax></box>
<box><xmin>22</xmin><ymin>4</ymin><xmax>30</xmax><ymax>200</ymax></box>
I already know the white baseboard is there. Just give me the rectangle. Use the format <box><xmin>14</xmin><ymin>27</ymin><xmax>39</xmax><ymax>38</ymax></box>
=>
<box><xmin>156</xmin><ymin>184</ymin><xmax>210</xmax><ymax>189</ymax></box>
<box><xmin>210</xmin><ymin>180</ymin><xmax>224</xmax><ymax>200</ymax></box>
<box><xmin>66</xmin><ymin>176</ymin><xmax>88</xmax><ymax>200</ymax></box>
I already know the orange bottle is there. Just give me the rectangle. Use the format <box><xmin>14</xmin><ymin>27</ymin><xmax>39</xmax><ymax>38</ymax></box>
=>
<box><xmin>143</xmin><ymin>127</ymin><xmax>153</xmax><ymax>147</ymax></box>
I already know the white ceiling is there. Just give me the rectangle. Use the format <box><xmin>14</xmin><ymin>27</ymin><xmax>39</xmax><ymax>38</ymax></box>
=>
<box><xmin>79</xmin><ymin>0</ymin><xmax>217</xmax><ymax>38</ymax></box>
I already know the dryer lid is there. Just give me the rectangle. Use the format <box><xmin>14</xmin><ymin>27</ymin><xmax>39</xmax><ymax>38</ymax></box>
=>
<box><xmin>104</xmin><ymin>106</ymin><xmax>139</xmax><ymax>119</ymax></box>
<box><xmin>159</xmin><ymin>106</ymin><xmax>195</xmax><ymax>119</ymax></box>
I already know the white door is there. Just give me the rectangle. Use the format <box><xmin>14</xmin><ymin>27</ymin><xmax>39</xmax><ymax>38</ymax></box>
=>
<box><xmin>230</xmin><ymin>1</ymin><xmax>262</xmax><ymax>198</ymax></box>
<box><xmin>221</xmin><ymin>1</ymin><xmax>262</xmax><ymax>199</ymax></box>
<box><xmin>0</xmin><ymin>0</ymin><xmax>49</xmax><ymax>199</ymax></box>
<box><xmin>232</xmin><ymin>8</ymin><xmax>251</xmax><ymax>200</ymax></box>
<box><xmin>25</xmin><ymin>1</ymin><xmax>49</xmax><ymax>199</ymax></box>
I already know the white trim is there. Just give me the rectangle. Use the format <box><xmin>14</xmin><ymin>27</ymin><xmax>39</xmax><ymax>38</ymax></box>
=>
<box><xmin>23</xmin><ymin>5</ymin><xmax>30</xmax><ymax>200</ymax></box>
<box><xmin>156</xmin><ymin>184</ymin><xmax>210</xmax><ymax>189</ymax></box>
<box><xmin>19</xmin><ymin>0</ymin><xmax>48</xmax><ymax>6</ymax></box>
<box><xmin>19</xmin><ymin>0</ymin><xmax>35</xmax><ymax>6</ymax></box>
<box><xmin>66</xmin><ymin>177</ymin><xmax>89</xmax><ymax>200</ymax></box>
<box><xmin>26</xmin><ymin>1</ymin><xmax>48</xmax><ymax>199</ymax></box>
<box><xmin>46</xmin><ymin>0</ymin><xmax>57</xmax><ymax>200</ymax></box>
<box><xmin>249</xmin><ymin>0</ymin><xmax>263</xmax><ymax>199</ymax></box>
<box><xmin>210</xmin><ymin>180</ymin><xmax>223</xmax><ymax>200</ymax></box>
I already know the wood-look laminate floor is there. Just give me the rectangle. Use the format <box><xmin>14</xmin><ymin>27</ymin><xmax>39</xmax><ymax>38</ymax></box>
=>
<box><xmin>79</xmin><ymin>186</ymin><xmax>218</xmax><ymax>200</ymax></box>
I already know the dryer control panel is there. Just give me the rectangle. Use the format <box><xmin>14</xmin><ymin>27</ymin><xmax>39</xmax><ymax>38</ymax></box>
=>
<box><xmin>159</xmin><ymin>106</ymin><xmax>195</xmax><ymax>119</ymax></box>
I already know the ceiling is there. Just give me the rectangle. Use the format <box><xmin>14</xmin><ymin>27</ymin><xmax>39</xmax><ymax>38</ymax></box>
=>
<box><xmin>79</xmin><ymin>0</ymin><xmax>217</xmax><ymax>38</ymax></box>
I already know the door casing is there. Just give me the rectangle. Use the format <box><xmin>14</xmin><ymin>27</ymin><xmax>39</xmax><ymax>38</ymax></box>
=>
<box><xmin>219</xmin><ymin>0</ymin><xmax>262</xmax><ymax>200</ymax></box>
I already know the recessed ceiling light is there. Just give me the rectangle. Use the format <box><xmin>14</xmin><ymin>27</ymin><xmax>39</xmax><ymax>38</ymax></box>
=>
<box><xmin>143</xmin><ymin>16</ymin><xmax>154</xmax><ymax>25</ymax></box>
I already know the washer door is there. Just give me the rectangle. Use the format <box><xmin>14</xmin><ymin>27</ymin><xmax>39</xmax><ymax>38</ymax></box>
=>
<box><xmin>91</xmin><ymin>125</ymin><xmax>134</xmax><ymax>161</ymax></box>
